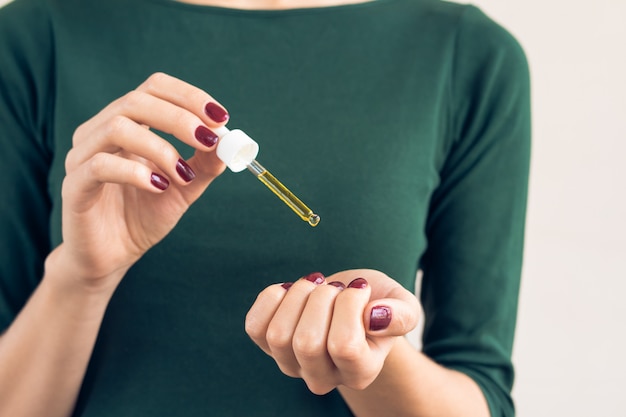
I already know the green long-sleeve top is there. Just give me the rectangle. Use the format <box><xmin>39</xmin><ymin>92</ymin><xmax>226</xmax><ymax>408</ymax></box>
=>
<box><xmin>0</xmin><ymin>0</ymin><xmax>531</xmax><ymax>415</ymax></box>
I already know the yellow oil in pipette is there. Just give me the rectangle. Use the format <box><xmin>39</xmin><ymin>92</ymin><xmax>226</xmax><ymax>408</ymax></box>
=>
<box><xmin>247</xmin><ymin>160</ymin><xmax>320</xmax><ymax>227</ymax></box>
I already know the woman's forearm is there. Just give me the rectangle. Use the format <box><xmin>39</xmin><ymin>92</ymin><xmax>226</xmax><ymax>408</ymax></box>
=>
<box><xmin>338</xmin><ymin>337</ymin><xmax>490</xmax><ymax>417</ymax></box>
<box><xmin>0</xmin><ymin>246</ymin><xmax>115</xmax><ymax>417</ymax></box>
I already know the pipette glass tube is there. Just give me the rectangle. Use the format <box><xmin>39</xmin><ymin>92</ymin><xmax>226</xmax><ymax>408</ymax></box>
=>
<box><xmin>247</xmin><ymin>160</ymin><xmax>320</xmax><ymax>227</ymax></box>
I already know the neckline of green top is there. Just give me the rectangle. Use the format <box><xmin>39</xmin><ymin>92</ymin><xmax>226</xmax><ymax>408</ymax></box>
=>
<box><xmin>144</xmin><ymin>0</ymin><xmax>403</xmax><ymax>16</ymax></box>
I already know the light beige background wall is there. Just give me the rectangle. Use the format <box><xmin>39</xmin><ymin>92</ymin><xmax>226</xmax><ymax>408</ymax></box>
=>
<box><xmin>1</xmin><ymin>0</ymin><xmax>624</xmax><ymax>416</ymax></box>
<box><xmin>468</xmin><ymin>1</ymin><xmax>626</xmax><ymax>416</ymax></box>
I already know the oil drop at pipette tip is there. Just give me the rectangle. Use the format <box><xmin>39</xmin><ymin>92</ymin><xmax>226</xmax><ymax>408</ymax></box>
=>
<box><xmin>308</xmin><ymin>214</ymin><xmax>321</xmax><ymax>227</ymax></box>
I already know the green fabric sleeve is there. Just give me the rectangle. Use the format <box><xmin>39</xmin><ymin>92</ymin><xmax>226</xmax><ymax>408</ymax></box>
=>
<box><xmin>0</xmin><ymin>0</ymin><xmax>54</xmax><ymax>331</ymax></box>
<box><xmin>420</xmin><ymin>5</ymin><xmax>531</xmax><ymax>417</ymax></box>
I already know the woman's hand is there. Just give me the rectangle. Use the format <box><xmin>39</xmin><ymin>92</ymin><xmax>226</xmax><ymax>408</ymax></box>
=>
<box><xmin>49</xmin><ymin>72</ymin><xmax>229</xmax><ymax>293</ymax></box>
<box><xmin>245</xmin><ymin>269</ymin><xmax>421</xmax><ymax>394</ymax></box>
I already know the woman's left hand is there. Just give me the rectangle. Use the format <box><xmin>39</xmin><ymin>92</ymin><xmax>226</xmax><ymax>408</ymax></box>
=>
<box><xmin>245</xmin><ymin>269</ymin><xmax>421</xmax><ymax>394</ymax></box>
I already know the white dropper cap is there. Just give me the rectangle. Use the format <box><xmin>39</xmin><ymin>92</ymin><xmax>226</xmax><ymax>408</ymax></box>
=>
<box><xmin>214</xmin><ymin>126</ymin><xmax>259</xmax><ymax>172</ymax></box>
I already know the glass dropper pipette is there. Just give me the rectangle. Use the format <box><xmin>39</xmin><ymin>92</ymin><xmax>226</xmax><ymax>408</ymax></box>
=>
<box><xmin>214</xmin><ymin>126</ymin><xmax>320</xmax><ymax>227</ymax></box>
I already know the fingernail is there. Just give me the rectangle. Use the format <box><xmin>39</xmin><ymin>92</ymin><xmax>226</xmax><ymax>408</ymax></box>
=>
<box><xmin>281</xmin><ymin>282</ymin><xmax>294</xmax><ymax>290</ymax></box>
<box><xmin>195</xmin><ymin>125</ymin><xmax>219</xmax><ymax>148</ymax></box>
<box><xmin>328</xmin><ymin>281</ymin><xmax>345</xmax><ymax>290</ymax></box>
<box><xmin>347</xmin><ymin>278</ymin><xmax>368</xmax><ymax>289</ymax></box>
<box><xmin>150</xmin><ymin>173</ymin><xmax>169</xmax><ymax>190</ymax></box>
<box><xmin>370</xmin><ymin>306</ymin><xmax>392</xmax><ymax>331</ymax></box>
<box><xmin>204</xmin><ymin>102</ymin><xmax>229</xmax><ymax>123</ymax></box>
<box><xmin>176</xmin><ymin>159</ymin><xmax>196</xmax><ymax>182</ymax></box>
<box><xmin>302</xmin><ymin>272</ymin><xmax>325</xmax><ymax>285</ymax></box>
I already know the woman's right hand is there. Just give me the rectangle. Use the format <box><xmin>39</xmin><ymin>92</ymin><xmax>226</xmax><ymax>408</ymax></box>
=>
<box><xmin>46</xmin><ymin>72</ymin><xmax>229</xmax><ymax>294</ymax></box>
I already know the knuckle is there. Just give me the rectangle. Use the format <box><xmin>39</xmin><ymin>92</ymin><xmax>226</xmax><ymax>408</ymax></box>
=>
<box><xmin>265</xmin><ymin>326</ymin><xmax>292</xmax><ymax>351</ymax></box>
<box><xmin>245</xmin><ymin>287</ymin><xmax>286</xmax><ymax>340</ymax></box>
<box><xmin>72</xmin><ymin>123</ymin><xmax>88</xmax><ymax>146</ymax></box>
<box><xmin>60</xmin><ymin>175</ymin><xmax>74</xmax><ymax>201</ymax></box>
<box><xmin>86</xmin><ymin>152</ymin><xmax>110</xmax><ymax>177</ymax></box>
<box><xmin>104</xmin><ymin>114</ymin><xmax>130</xmax><ymax>138</ymax></box>
<box><xmin>127</xmin><ymin>161</ymin><xmax>146</xmax><ymax>181</ymax></box>
<box><xmin>142</xmin><ymin>72</ymin><xmax>169</xmax><ymax>92</ymax></box>
<box><xmin>64</xmin><ymin>148</ymin><xmax>78</xmax><ymax>172</ymax></box>
<box><xmin>342</xmin><ymin>360</ymin><xmax>381</xmax><ymax>391</ymax></box>
<box><xmin>327</xmin><ymin>338</ymin><xmax>364</xmax><ymax>364</ymax></box>
<box><xmin>304</xmin><ymin>379</ymin><xmax>335</xmax><ymax>396</ymax></box>
<box><xmin>276</xmin><ymin>362</ymin><xmax>300</xmax><ymax>379</ymax></box>
<box><xmin>118</xmin><ymin>90</ymin><xmax>147</xmax><ymax>110</ymax></box>
<box><xmin>345</xmin><ymin>376</ymin><xmax>376</xmax><ymax>391</ymax></box>
<box><xmin>292</xmin><ymin>332</ymin><xmax>325</xmax><ymax>360</ymax></box>
<box><xmin>244</xmin><ymin>315</ymin><xmax>264</xmax><ymax>340</ymax></box>
<box><xmin>151</xmin><ymin>140</ymin><xmax>178</xmax><ymax>162</ymax></box>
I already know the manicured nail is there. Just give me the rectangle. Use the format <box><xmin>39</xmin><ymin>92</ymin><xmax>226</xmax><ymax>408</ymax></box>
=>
<box><xmin>281</xmin><ymin>282</ymin><xmax>294</xmax><ymax>290</ymax></box>
<box><xmin>204</xmin><ymin>102</ymin><xmax>229</xmax><ymax>123</ymax></box>
<box><xmin>347</xmin><ymin>278</ymin><xmax>368</xmax><ymax>289</ymax></box>
<box><xmin>370</xmin><ymin>306</ymin><xmax>392</xmax><ymax>331</ymax></box>
<box><xmin>176</xmin><ymin>159</ymin><xmax>196</xmax><ymax>182</ymax></box>
<box><xmin>303</xmin><ymin>272</ymin><xmax>325</xmax><ymax>285</ymax></box>
<box><xmin>150</xmin><ymin>173</ymin><xmax>169</xmax><ymax>190</ymax></box>
<box><xmin>328</xmin><ymin>281</ymin><xmax>346</xmax><ymax>290</ymax></box>
<box><xmin>195</xmin><ymin>125</ymin><xmax>219</xmax><ymax>148</ymax></box>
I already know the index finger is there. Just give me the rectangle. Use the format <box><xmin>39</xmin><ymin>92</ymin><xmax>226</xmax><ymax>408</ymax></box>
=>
<box><xmin>245</xmin><ymin>283</ymin><xmax>289</xmax><ymax>356</ymax></box>
<box><xmin>136</xmin><ymin>72</ymin><xmax>229</xmax><ymax>127</ymax></box>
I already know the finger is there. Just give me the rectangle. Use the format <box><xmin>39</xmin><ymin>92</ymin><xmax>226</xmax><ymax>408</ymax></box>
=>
<box><xmin>326</xmin><ymin>269</ymin><xmax>421</xmax><ymax>337</ymax></box>
<box><xmin>182</xmin><ymin>148</ymin><xmax>227</xmax><ymax>194</ymax></box>
<box><xmin>327</xmin><ymin>278</ymin><xmax>381</xmax><ymax>390</ymax></box>
<box><xmin>63</xmin><ymin>153</ymin><xmax>167</xmax><ymax>210</ymax></box>
<box><xmin>68</xmin><ymin>115</ymin><xmax>202</xmax><ymax>186</ymax></box>
<box><xmin>364</xmin><ymin>287</ymin><xmax>420</xmax><ymax>337</ymax></box>
<box><xmin>74</xmin><ymin>89</ymin><xmax>222</xmax><ymax>153</ymax></box>
<box><xmin>265</xmin><ymin>272</ymin><xmax>325</xmax><ymax>378</ymax></box>
<box><xmin>165</xmin><ymin>149</ymin><xmax>227</xmax><ymax>205</ymax></box>
<box><xmin>292</xmin><ymin>283</ymin><xmax>344</xmax><ymax>395</ymax></box>
<box><xmin>136</xmin><ymin>72</ymin><xmax>229</xmax><ymax>127</ymax></box>
<box><xmin>245</xmin><ymin>283</ymin><xmax>289</xmax><ymax>356</ymax></box>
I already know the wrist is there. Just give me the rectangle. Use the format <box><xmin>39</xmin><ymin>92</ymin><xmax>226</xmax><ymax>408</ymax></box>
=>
<box><xmin>43</xmin><ymin>244</ymin><xmax>127</xmax><ymax>301</ymax></box>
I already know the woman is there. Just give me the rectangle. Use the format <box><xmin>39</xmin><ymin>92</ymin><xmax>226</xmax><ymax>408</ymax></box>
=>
<box><xmin>0</xmin><ymin>0</ymin><xmax>530</xmax><ymax>416</ymax></box>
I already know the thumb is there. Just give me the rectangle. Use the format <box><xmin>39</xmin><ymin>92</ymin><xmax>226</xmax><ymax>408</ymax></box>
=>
<box><xmin>364</xmin><ymin>288</ymin><xmax>421</xmax><ymax>337</ymax></box>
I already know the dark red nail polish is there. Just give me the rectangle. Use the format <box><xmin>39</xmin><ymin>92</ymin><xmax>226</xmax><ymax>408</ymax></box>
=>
<box><xmin>195</xmin><ymin>125</ymin><xmax>219</xmax><ymax>148</ymax></box>
<box><xmin>281</xmin><ymin>282</ymin><xmax>294</xmax><ymax>290</ymax></box>
<box><xmin>370</xmin><ymin>306</ymin><xmax>392</xmax><ymax>331</ymax></box>
<box><xmin>347</xmin><ymin>278</ymin><xmax>368</xmax><ymax>289</ymax></box>
<box><xmin>303</xmin><ymin>272</ymin><xmax>325</xmax><ymax>285</ymax></box>
<box><xmin>328</xmin><ymin>281</ymin><xmax>346</xmax><ymax>290</ymax></box>
<box><xmin>150</xmin><ymin>173</ymin><xmax>169</xmax><ymax>190</ymax></box>
<box><xmin>176</xmin><ymin>159</ymin><xmax>196</xmax><ymax>182</ymax></box>
<box><xmin>204</xmin><ymin>102</ymin><xmax>229</xmax><ymax>123</ymax></box>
